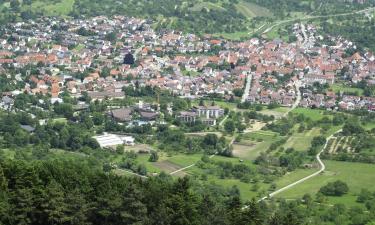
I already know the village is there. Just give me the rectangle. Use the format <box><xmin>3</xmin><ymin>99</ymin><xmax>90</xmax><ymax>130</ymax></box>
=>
<box><xmin>0</xmin><ymin>15</ymin><xmax>375</xmax><ymax>130</ymax></box>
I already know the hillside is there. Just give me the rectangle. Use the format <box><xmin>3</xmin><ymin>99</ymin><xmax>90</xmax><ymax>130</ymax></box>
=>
<box><xmin>0</xmin><ymin>0</ymin><xmax>372</xmax><ymax>34</ymax></box>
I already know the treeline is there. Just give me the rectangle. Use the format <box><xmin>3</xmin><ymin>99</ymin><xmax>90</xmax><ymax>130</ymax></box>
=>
<box><xmin>0</xmin><ymin>112</ymin><xmax>100</xmax><ymax>151</ymax></box>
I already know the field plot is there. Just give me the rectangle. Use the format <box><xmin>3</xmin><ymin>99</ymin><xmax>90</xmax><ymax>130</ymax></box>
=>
<box><xmin>283</xmin><ymin>127</ymin><xmax>321</xmax><ymax>151</ymax></box>
<box><xmin>327</xmin><ymin>136</ymin><xmax>355</xmax><ymax>154</ymax></box>
<box><xmin>260</xmin><ymin>107</ymin><xmax>289</xmax><ymax>118</ymax></box>
<box><xmin>235</xmin><ymin>1</ymin><xmax>273</xmax><ymax>18</ymax></box>
<box><xmin>233</xmin><ymin>130</ymin><xmax>283</xmax><ymax>160</ymax></box>
<box><xmin>25</xmin><ymin>0</ymin><xmax>75</xmax><ymax>16</ymax></box>
<box><xmin>154</xmin><ymin>161</ymin><xmax>185</xmax><ymax>175</ymax></box>
<box><xmin>277</xmin><ymin>160</ymin><xmax>375</xmax><ymax>206</ymax></box>
<box><xmin>330</xmin><ymin>83</ymin><xmax>364</xmax><ymax>95</ymax></box>
<box><xmin>291</xmin><ymin>108</ymin><xmax>330</xmax><ymax>121</ymax></box>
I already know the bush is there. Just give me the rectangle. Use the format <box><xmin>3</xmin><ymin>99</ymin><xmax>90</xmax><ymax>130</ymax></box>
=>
<box><xmin>319</xmin><ymin>180</ymin><xmax>349</xmax><ymax>196</ymax></box>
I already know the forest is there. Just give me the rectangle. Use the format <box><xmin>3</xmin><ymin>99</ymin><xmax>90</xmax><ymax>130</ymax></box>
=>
<box><xmin>1</xmin><ymin>158</ymin><xmax>375</xmax><ymax>225</ymax></box>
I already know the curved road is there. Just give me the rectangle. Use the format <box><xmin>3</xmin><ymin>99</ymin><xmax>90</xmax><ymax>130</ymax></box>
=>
<box><xmin>259</xmin><ymin>129</ymin><xmax>342</xmax><ymax>201</ymax></box>
<box><xmin>261</xmin><ymin>7</ymin><xmax>375</xmax><ymax>35</ymax></box>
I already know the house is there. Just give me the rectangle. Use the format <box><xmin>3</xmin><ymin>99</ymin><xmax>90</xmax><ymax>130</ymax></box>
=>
<box><xmin>94</xmin><ymin>133</ymin><xmax>135</xmax><ymax>148</ymax></box>
<box><xmin>88</xmin><ymin>91</ymin><xmax>125</xmax><ymax>101</ymax></box>
<box><xmin>1</xmin><ymin>96</ymin><xmax>14</xmax><ymax>110</ymax></box>
<box><xmin>194</xmin><ymin>105</ymin><xmax>224</xmax><ymax>119</ymax></box>
<box><xmin>139</xmin><ymin>110</ymin><xmax>158</xmax><ymax>121</ymax></box>
<box><xmin>20</xmin><ymin>125</ymin><xmax>35</xmax><ymax>133</ymax></box>
<box><xmin>108</xmin><ymin>108</ymin><xmax>133</xmax><ymax>122</ymax></box>
<box><xmin>177</xmin><ymin>111</ymin><xmax>198</xmax><ymax>123</ymax></box>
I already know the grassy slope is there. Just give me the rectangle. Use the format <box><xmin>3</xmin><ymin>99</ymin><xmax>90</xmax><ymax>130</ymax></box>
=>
<box><xmin>283</xmin><ymin>127</ymin><xmax>321</xmax><ymax>151</ymax></box>
<box><xmin>235</xmin><ymin>1</ymin><xmax>273</xmax><ymax>18</ymax></box>
<box><xmin>291</xmin><ymin>107</ymin><xmax>330</xmax><ymax>121</ymax></box>
<box><xmin>235</xmin><ymin>130</ymin><xmax>283</xmax><ymax>160</ymax></box>
<box><xmin>23</xmin><ymin>0</ymin><xmax>75</xmax><ymax>16</ymax></box>
<box><xmin>278</xmin><ymin>160</ymin><xmax>375</xmax><ymax>206</ymax></box>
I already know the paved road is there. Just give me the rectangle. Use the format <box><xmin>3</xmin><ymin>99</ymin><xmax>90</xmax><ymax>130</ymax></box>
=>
<box><xmin>282</xmin><ymin>81</ymin><xmax>301</xmax><ymax>117</ymax></box>
<box><xmin>262</xmin><ymin>7</ymin><xmax>375</xmax><ymax>35</ymax></box>
<box><xmin>219</xmin><ymin>114</ymin><xmax>229</xmax><ymax>127</ymax></box>
<box><xmin>241</xmin><ymin>73</ymin><xmax>252</xmax><ymax>103</ymax></box>
<box><xmin>118</xmin><ymin>169</ymin><xmax>149</xmax><ymax>179</ymax></box>
<box><xmin>259</xmin><ymin>129</ymin><xmax>342</xmax><ymax>201</ymax></box>
<box><xmin>248</xmin><ymin>23</ymin><xmax>267</xmax><ymax>35</ymax></box>
<box><xmin>300</xmin><ymin>23</ymin><xmax>308</xmax><ymax>46</ymax></box>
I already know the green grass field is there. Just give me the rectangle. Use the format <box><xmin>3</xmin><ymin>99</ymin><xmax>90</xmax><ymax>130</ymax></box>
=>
<box><xmin>277</xmin><ymin>160</ymin><xmax>375</xmax><ymax>206</ymax></box>
<box><xmin>291</xmin><ymin>108</ymin><xmax>330</xmax><ymax>121</ymax></box>
<box><xmin>283</xmin><ymin>127</ymin><xmax>321</xmax><ymax>151</ymax></box>
<box><xmin>234</xmin><ymin>130</ymin><xmax>283</xmax><ymax>160</ymax></box>
<box><xmin>260</xmin><ymin>107</ymin><xmax>289</xmax><ymax>118</ymax></box>
<box><xmin>22</xmin><ymin>0</ymin><xmax>75</xmax><ymax>16</ymax></box>
<box><xmin>235</xmin><ymin>1</ymin><xmax>273</xmax><ymax>18</ymax></box>
<box><xmin>330</xmin><ymin>83</ymin><xmax>364</xmax><ymax>95</ymax></box>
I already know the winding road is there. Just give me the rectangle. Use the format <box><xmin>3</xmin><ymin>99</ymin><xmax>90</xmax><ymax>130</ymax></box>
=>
<box><xmin>259</xmin><ymin>129</ymin><xmax>342</xmax><ymax>201</ymax></box>
<box><xmin>261</xmin><ymin>7</ymin><xmax>375</xmax><ymax>35</ymax></box>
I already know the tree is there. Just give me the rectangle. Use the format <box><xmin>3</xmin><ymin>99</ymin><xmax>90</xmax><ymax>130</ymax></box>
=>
<box><xmin>148</xmin><ymin>151</ymin><xmax>159</xmax><ymax>162</ymax></box>
<box><xmin>224</xmin><ymin>120</ymin><xmax>236</xmax><ymax>133</ymax></box>
<box><xmin>13</xmin><ymin>129</ymin><xmax>29</xmax><ymax>147</ymax></box>
<box><xmin>54</xmin><ymin>103</ymin><xmax>73</xmax><ymax>119</ymax></box>
<box><xmin>116</xmin><ymin>145</ymin><xmax>125</xmax><ymax>154</ymax></box>
<box><xmin>10</xmin><ymin>0</ymin><xmax>20</xmax><ymax>10</ymax></box>
<box><xmin>39</xmin><ymin>181</ymin><xmax>68</xmax><ymax>224</ymax></box>
<box><xmin>319</xmin><ymin>180</ymin><xmax>349</xmax><ymax>196</ymax></box>
<box><xmin>92</xmin><ymin>112</ymin><xmax>104</xmax><ymax>125</ymax></box>
<box><xmin>105</xmin><ymin>32</ymin><xmax>117</xmax><ymax>42</ymax></box>
<box><xmin>123</xmin><ymin>53</ymin><xmax>135</xmax><ymax>65</ymax></box>
<box><xmin>233</xmin><ymin>88</ymin><xmax>244</xmax><ymax>97</ymax></box>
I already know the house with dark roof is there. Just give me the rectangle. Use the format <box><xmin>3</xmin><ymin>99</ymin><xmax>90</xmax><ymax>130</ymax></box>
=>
<box><xmin>108</xmin><ymin>108</ymin><xmax>133</xmax><ymax>122</ymax></box>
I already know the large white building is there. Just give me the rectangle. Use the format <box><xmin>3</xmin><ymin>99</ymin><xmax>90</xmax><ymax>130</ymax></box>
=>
<box><xmin>94</xmin><ymin>133</ymin><xmax>135</xmax><ymax>148</ymax></box>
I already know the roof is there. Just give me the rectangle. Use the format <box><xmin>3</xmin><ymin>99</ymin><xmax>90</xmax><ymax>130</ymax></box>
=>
<box><xmin>94</xmin><ymin>134</ymin><xmax>134</xmax><ymax>148</ymax></box>
<box><xmin>20</xmin><ymin>125</ymin><xmax>35</xmax><ymax>132</ymax></box>
<box><xmin>110</xmin><ymin>108</ymin><xmax>133</xmax><ymax>122</ymax></box>
<box><xmin>139</xmin><ymin>111</ymin><xmax>158</xmax><ymax>120</ymax></box>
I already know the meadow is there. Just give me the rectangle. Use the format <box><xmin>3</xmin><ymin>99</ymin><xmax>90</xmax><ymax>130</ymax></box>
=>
<box><xmin>234</xmin><ymin>130</ymin><xmax>283</xmax><ymax>160</ymax></box>
<box><xmin>277</xmin><ymin>160</ymin><xmax>375</xmax><ymax>206</ymax></box>
<box><xmin>283</xmin><ymin>127</ymin><xmax>321</xmax><ymax>151</ymax></box>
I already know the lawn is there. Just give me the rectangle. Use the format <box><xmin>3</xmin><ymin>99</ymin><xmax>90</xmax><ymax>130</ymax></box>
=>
<box><xmin>260</xmin><ymin>107</ymin><xmax>289</xmax><ymax>118</ymax></box>
<box><xmin>277</xmin><ymin>160</ymin><xmax>375</xmax><ymax>206</ymax></box>
<box><xmin>330</xmin><ymin>83</ymin><xmax>364</xmax><ymax>95</ymax></box>
<box><xmin>275</xmin><ymin>167</ymin><xmax>319</xmax><ymax>189</ymax></box>
<box><xmin>363</xmin><ymin>121</ymin><xmax>375</xmax><ymax>131</ymax></box>
<box><xmin>291</xmin><ymin>108</ymin><xmax>330</xmax><ymax>121</ymax></box>
<box><xmin>191</xmin><ymin>99</ymin><xmax>238</xmax><ymax>111</ymax></box>
<box><xmin>166</xmin><ymin>153</ymin><xmax>203</xmax><ymax>167</ymax></box>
